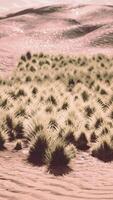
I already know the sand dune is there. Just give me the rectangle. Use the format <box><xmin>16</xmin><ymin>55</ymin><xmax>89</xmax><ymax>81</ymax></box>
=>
<box><xmin>0</xmin><ymin>3</ymin><xmax>113</xmax><ymax>73</ymax></box>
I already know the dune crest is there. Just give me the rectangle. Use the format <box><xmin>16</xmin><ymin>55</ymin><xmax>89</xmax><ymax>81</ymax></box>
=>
<box><xmin>0</xmin><ymin>3</ymin><xmax>113</xmax><ymax>73</ymax></box>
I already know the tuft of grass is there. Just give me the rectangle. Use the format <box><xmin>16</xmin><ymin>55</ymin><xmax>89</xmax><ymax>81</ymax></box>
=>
<box><xmin>46</xmin><ymin>138</ymin><xmax>76</xmax><ymax>168</ymax></box>
<box><xmin>26</xmin><ymin>52</ymin><xmax>32</xmax><ymax>60</ymax></box>
<box><xmin>62</xmin><ymin>102</ymin><xmax>69</xmax><ymax>110</ymax></box>
<box><xmin>14</xmin><ymin>121</ymin><xmax>24</xmax><ymax>139</ymax></box>
<box><xmin>47</xmin><ymin>95</ymin><xmax>57</xmax><ymax>106</ymax></box>
<box><xmin>91</xmin><ymin>135</ymin><xmax>113</xmax><ymax>162</ymax></box>
<box><xmin>64</xmin><ymin>130</ymin><xmax>76</xmax><ymax>145</ymax></box>
<box><xmin>90</xmin><ymin>132</ymin><xmax>97</xmax><ymax>143</ymax></box>
<box><xmin>14</xmin><ymin>140</ymin><xmax>22</xmax><ymax>150</ymax></box>
<box><xmin>28</xmin><ymin>133</ymin><xmax>48</xmax><ymax>165</ymax></box>
<box><xmin>5</xmin><ymin>115</ymin><xmax>15</xmax><ymax>141</ymax></box>
<box><xmin>48</xmin><ymin>119</ymin><xmax>58</xmax><ymax>130</ymax></box>
<box><xmin>0</xmin><ymin>130</ymin><xmax>6</xmax><ymax>150</ymax></box>
<box><xmin>81</xmin><ymin>91</ymin><xmax>89</xmax><ymax>102</ymax></box>
<box><xmin>76</xmin><ymin>132</ymin><xmax>90</xmax><ymax>151</ymax></box>
<box><xmin>95</xmin><ymin>118</ymin><xmax>103</xmax><ymax>129</ymax></box>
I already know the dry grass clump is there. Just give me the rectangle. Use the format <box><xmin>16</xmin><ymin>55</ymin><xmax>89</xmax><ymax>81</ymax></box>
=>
<box><xmin>64</xmin><ymin>130</ymin><xmax>76</xmax><ymax>145</ymax></box>
<box><xmin>76</xmin><ymin>132</ymin><xmax>90</xmax><ymax>151</ymax></box>
<box><xmin>14</xmin><ymin>140</ymin><xmax>22</xmax><ymax>151</ymax></box>
<box><xmin>91</xmin><ymin>135</ymin><xmax>113</xmax><ymax>162</ymax></box>
<box><xmin>4</xmin><ymin>113</ymin><xmax>24</xmax><ymax>141</ymax></box>
<box><xmin>46</xmin><ymin>135</ymin><xmax>76</xmax><ymax>169</ymax></box>
<box><xmin>0</xmin><ymin>52</ymin><xmax>113</xmax><ymax>171</ymax></box>
<box><xmin>0</xmin><ymin>129</ymin><xmax>6</xmax><ymax>150</ymax></box>
<box><xmin>90</xmin><ymin>132</ymin><xmax>97</xmax><ymax>143</ymax></box>
<box><xmin>28</xmin><ymin>133</ymin><xmax>48</xmax><ymax>165</ymax></box>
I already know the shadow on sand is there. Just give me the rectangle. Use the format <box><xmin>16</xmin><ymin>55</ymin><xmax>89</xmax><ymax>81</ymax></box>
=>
<box><xmin>62</xmin><ymin>24</ymin><xmax>103</xmax><ymax>39</ymax></box>
<box><xmin>47</xmin><ymin>166</ymin><xmax>72</xmax><ymax>176</ymax></box>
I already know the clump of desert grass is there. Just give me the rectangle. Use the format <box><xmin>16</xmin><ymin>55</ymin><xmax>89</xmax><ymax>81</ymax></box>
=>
<box><xmin>46</xmin><ymin>135</ymin><xmax>76</xmax><ymax>170</ymax></box>
<box><xmin>5</xmin><ymin>114</ymin><xmax>24</xmax><ymax>141</ymax></box>
<box><xmin>75</xmin><ymin>132</ymin><xmax>90</xmax><ymax>151</ymax></box>
<box><xmin>0</xmin><ymin>51</ymin><xmax>113</xmax><ymax>171</ymax></box>
<box><xmin>14</xmin><ymin>140</ymin><xmax>22</xmax><ymax>151</ymax></box>
<box><xmin>0</xmin><ymin>129</ymin><xmax>6</xmax><ymax>150</ymax></box>
<box><xmin>91</xmin><ymin>135</ymin><xmax>113</xmax><ymax>162</ymax></box>
<box><xmin>28</xmin><ymin>132</ymin><xmax>48</xmax><ymax>166</ymax></box>
<box><xmin>64</xmin><ymin>130</ymin><xmax>76</xmax><ymax>145</ymax></box>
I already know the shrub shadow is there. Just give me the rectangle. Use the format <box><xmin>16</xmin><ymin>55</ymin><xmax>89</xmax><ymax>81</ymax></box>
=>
<box><xmin>47</xmin><ymin>166</ymin><xmax>72</xmax><ymax>176</ymax></box>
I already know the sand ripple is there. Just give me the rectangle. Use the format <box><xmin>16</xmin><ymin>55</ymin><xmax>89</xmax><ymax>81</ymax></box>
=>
<box><xmin>0</xmin><ymin>148</ymin><xmax>113</xmax><ymax>200</ymax></box>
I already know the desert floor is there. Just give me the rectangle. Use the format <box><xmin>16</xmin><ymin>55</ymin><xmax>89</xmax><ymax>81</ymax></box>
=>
<box><xmin>1</xmin><ymin>144</ymin><xmax>113</xmax><ymax>200</ymax></box>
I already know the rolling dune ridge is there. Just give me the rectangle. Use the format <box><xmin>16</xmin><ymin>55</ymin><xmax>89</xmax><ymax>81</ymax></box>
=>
<box><xmin>0</xmin><ymin>3</ymin><xmax>113</xmax><ymax>73</ymax></box>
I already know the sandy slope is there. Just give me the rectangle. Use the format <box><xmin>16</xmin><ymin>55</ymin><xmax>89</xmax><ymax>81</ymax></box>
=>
<box><xmin>0</xmin><ymin>3</ymin><xmax>113</xmax><ymax>73</ymax></box>
<box><xmin>1</xmin><ymin>144</ymin><xmax>113</xmax><ymax>200</ymax></box>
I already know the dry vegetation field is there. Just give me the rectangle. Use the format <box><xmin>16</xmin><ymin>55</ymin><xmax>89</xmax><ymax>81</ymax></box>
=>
<box><xmin>0</xmin><ymin>52</ymin><xmax>113</xmax><ymax>171</ymax></box>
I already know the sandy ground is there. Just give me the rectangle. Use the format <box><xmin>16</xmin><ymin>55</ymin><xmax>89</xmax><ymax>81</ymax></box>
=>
<box><xmin>1</xmin><ymin>143</ymin><xmax>113</xmax><ymax>200</ymax></box>
<box><xmin>0</xmin><ymin>2</ymin><xmax>113</xmax><ymax>200</ymax></box>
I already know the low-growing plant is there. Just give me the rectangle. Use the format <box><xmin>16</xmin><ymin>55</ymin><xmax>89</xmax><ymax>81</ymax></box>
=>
<box><xmin>46</xmin><ymin>137</ymin><xmax>76</xmax><ymax>169</ymax></box>
<box><xmin>14</xmin><ymin>140</ymin><xmax>22</xmax><ymax>150</ymax></box>
<box><xmin>28</xmin><ymin>133</ymin><xmax>48</xmax><ymax>165</ymax></box>
<box><xmin>0</xmin><ymin>129</ymin><xmax>6</xmax><ymax>150</ymax></box>
<box><xmin>64</xmin><ymin>130</ymin><xmax>76</xmax><ymax>145</ymax></box>
<box><xmin>76</xmin><ymin>132</ymin><xmax>90</xmax><ymax>150</ymax></box>
<box><xmin>91</xmin><ymin>135</ymin><xmax>113</xmax><ymax>162</ymax></box>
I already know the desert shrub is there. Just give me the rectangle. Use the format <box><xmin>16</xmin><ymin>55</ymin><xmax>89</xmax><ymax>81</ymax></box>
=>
<box><xmin>64</xmin><ymin>130</ymin><xmax>76</xmax><ymax>145</ymax></box>
<box><xmin>30</xmin><ymin>66</ymin><xmax>36</xmax><ymax>72</ymax></box>
<box><xmin>48</xmin><ymin>119</ymin><xmax>58</xmax><ymax>130</ymax></box>
<box><xmin>91</xmin><ymin>135</ymin><xmax>113</xmax><ymax>162</ymax></box>
<box><xmin>32</xmin><ymin>59</ymin><xmax>37</xmax><ymax>63</ymax></box>
<box><xmin>26</xmin><ymin>52</ymin><xmax>31</xmax><ymax>60</ymax></box>
<box><xmin>25</xmin><ymin>76</ymin><xmax>32</xmax><ymax>82</ymax></box>
<box><xmin>21</xmin><ymin>55</ymin><xmax>26</xmax><ymax>62</ymax></box>
<box><xmin>5</xmin><ymin>115</ymin><xmax>15</xmax><ymax>141</ymax></box>
<box><xmin>14</xmin><ymin>121</ymin><xmax>24</xmax><ymax>139</ymax></box>
<box><xmin>47</xmin><ymin>95</ymin><xmax>57</xmax><ymax>106</ymax></box>
<box><xmin>81</xmin><ymin>91</ymin><xmax>89</xmax><ymax>102</ymax></box>
<box><xmin>46</xmin><ymin>137</ymin><xmax>76</xmax><ymax>168</ymax></box>
<box><xmin>62</xmin><ymin>102</ymin><xmax>69</xmax><ymax>110</ymax></box>
<box><xmin>32</xmin><ymin>87</ymin><xmax>38</xmax><ymax>95</ymax></box>
<box><xmin>28</xmin><ymin>133</ymin><xmax>48</xmax><ymax>165</ymax></box>
<box><xmin>14</xmin><ymin>140</ymin><xmax>22</xmax><ymax>150</ymax></box>
<box><xmin>76</xmin><ymin>132</ymin><xmax>90</xmax><ymax>150</ymax></box>
<box><xmin>100</xmin><ymin>89</ymin><xmax>107</xmax><ymax>95</ymax></box>
<box><xmin>90</xmin><ymin>132</ymin><xmax>97</xmax><ymax>143</ymax></box>
<box><xmin>0</xmin><ymin>130</ymin><xmax>6</xmax><ymax>150</ymax></box>
<box><xmin>85</xmin><ymin>106</ymin><xmax>95</xmax><ymax>118</ymax></box>
<box><xmin>65</xmin><ymin>119</ymin><xmax>73</xmax><ymax>126</ymax></box>
<box><xmin>95</xmin><ymin>118</ymin><xmax>103</xmax><ymax>129</ymax></box>
<box><xmin>68</xmin><ymin>78</ymin><xmax>75</xmax><ymax>88</ymax></box>
<box><xmin>15</xmin><ymin>105</ymin><xmax>26</xmax><ymax>118</ymax></box>
<box><xmin>45</xmin><ymin>106</ymin><xmax>53</xmax><ymax>113</ymax></box>
<box><xmin>0</xmin><ymin>98</ymin><xmax>8</xmax><ymax>109</ymax></box>
<box><xmin>16</xmin><ymin>89</ymin><xmax>26</xmax><ymax>98</ymax></box>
